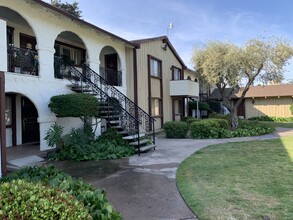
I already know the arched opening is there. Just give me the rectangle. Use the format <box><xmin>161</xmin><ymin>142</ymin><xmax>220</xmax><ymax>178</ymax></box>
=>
<box><xmin>54</xmin><ymin>31</ymin><xmax>86</xmax><ymax>78</ymax></box>
<box><xmin>5</xmin><ymin>93</ymin><xmax>39</xmax><ymax>147</ymax></box>
<box><xmin>0</xmin><ymin>7</ymin><xmax>39</xmax><ymax>75</ymax></box>
<box><xmin>99</xmin><ymin>46</ymin><xmax>122</xmax><ymax>86</ymax></box>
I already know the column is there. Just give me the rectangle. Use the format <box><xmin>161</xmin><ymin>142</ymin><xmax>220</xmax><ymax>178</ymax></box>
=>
<box><xmin>36</xmin><ymin>45</ymin><xmax>55</xmax><ymax>81</ymax></box>
<box><xmin>0</xmin><ymin>19</ymin><xmax>7</xmax><ymax>72</ymax></box>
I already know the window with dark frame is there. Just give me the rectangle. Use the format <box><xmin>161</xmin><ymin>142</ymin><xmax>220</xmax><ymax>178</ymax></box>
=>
<box><xmin>172</xmin><ymin>66</ymin><xmax>182</xmax><ymax>80</ymax></box>
<box><xmin>150</xmin><ymin>57</ymin><xmax>161</xmax><ymax>78</ymax></box>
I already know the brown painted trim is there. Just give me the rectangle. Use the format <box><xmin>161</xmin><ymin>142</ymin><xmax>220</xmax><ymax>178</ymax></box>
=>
<box><xmin>160</xmin><ymin>61</ymin><xmax>164</xmax><ymax>128</ymax></box>
<box><xmin>0</xmin><ymin>72</ymin><xmax>7</xmax><ymax>176</ymax></box>
<box><xmin>172</xmin><ymin>98</ymin><xmax>175</xmax><ymax>121</ymax></box>
<box><xmin>55</xmin><ymin>40</ymin><xmax>86</xmax><ymax>52</ymax></box>
<box><xmin>133</xmin><ymin>48</ymin><xmax>138</xmax><ymax>105</ymax></box>
<box><xmin>11</xmin><ymin>95</ymin><xmax>16</xmax><ymax>146</ymax></box>
<box><xmin>147</xmin><ymin>55</ymin><xmax>152</xmax><ymax>117</ymax></box>
<box><xmin>171</xmin><ymin>65</ymin><xmax>183</xmax><ymax>80</ymax></box>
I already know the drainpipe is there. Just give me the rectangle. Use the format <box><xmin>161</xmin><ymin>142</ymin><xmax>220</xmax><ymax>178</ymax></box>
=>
<box><xmin>0</xmin><ymin>72</ymin><xmax>7</xmax><ymax>176</ymax></box>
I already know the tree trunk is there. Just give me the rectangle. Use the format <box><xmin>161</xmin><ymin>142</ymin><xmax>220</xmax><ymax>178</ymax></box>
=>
<box><xmin>231</xmin><ymin>108</ymin><xmax>239</xmax><ymax>130</ymax></box>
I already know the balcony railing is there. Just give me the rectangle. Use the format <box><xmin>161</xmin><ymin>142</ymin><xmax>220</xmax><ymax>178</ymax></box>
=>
<box><xmin>99</xmin><ymin>66</ymin><xmax>122</xmax><ymax>86</ymax></box>
<box><xmin>7</xmin><ymin>46</ymin><xmax>39</xmax><ymax>76</ymax></box>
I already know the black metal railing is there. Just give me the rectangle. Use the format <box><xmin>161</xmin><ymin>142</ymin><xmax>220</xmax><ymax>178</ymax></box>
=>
<box><xmin>82</xmin><ymin>63</ymin><xmax>155</xmax><ymax>141</ymax></box>
<box><xmin>99</xmin><ymin>67</ymin><xmax>122</xmax><ymax>86</ymax></box>
<box><xmin>55</xmin><ymin>57</ymin><xmax>140</xmax><ymax>135</ymax></box>
<box><xmin>7</xmin><ymin>46</ymin><xmax>39</xmax><ymax>75</ymax></box>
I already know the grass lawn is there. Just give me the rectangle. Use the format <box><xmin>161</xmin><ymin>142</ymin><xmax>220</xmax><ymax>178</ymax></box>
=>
<box><xmin>259</xmin><ymin>121</ymin><xmax>293</xmax><ymax>128</ymax></box>
<box><xmin>177</xmin><ymin>136</ymin><xmax>293</xmax><ymax>220</ymax></box>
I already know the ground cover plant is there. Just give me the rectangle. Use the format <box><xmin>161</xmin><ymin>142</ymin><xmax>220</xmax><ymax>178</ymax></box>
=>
<box><xmin>46</xmin><ymin>127</ymin><xmax>135</xmax><ymax>161</ymax></box>
<box><xmin>1</xmin><ymin>165</ymin><xmax>122</xmax><ymax>220</ymax></box>
<box><xmin>177</xmin><ymin>136</ymin><xmax>293</xmax><ymax>220</ymax></box>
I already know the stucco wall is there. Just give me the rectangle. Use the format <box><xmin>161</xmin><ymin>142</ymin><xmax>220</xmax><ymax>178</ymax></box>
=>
<box><xmin>245</xmin><ymin>97</ymin><xmax>293</xmax><ymax>118</ymax></box>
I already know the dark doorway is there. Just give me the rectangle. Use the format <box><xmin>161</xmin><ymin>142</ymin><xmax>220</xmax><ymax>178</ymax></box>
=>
<box><xmin>21</xmin><ymin>97</ymin><xmax>39</xmax><ymax>144</ymax></box>
<box><xmin>105</xmin><ymin>53</ymin><xmax>118</xmax><ymax>86</ymax></box>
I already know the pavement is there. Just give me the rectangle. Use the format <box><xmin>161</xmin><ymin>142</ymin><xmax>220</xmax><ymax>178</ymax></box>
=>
<box><xmin>48</xmin><ymin>127</ymin><xmax>293</xmax><ymax>220</ymax></box>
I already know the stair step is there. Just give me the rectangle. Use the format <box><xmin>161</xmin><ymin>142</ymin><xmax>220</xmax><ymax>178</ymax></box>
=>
<box><xmin>109</xmin><ymin>120</ymin><xmax>120</xmax><ymax>124</ymax></box>
<box><xmin>137</xmin><ymin>144</ymin><xmax>156</xmax><ymax>152</ymax></box>
<box><xmin>100</xmin><ymin>115</ymin><xmax>120</xmax><ymax>119</ymax></box>
<box><xmin>129</xmin><ymin>139</ymin><xmax>150</xmax><ymax>146</ymax></box>
<box><xmin>99</xmin><ymin>110</ymin><xmax>120</xmax><ymax>114</ymax></box>
<box><xmin>118</xmin><ymin>131</ymin><xmax>128</xmax><ymax>135</ymax></box>
<box><xmin>123</xmin><ymin>133</ymin><xmax>146</xmax><ymax>140</ymax></box>
<box><xmin>111</xmin><ymin>125</ymin><xmax>123</xmax><ymax>129</ymax></box>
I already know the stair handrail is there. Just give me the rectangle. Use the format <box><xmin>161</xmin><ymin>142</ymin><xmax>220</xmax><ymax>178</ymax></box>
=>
<box><xmin>55</xmin><ymin>57</ymin><xmax>141</xmax><ymax>136</ymax></box>
<box><xmin>82</xmin><ymin>63</ymin><xmax>155</xmax><ymax>135</ymax></box>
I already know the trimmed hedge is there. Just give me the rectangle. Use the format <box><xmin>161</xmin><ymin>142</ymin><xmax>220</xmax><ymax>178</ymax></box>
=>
<box><xmin>0</xmin><ymin>179</ymin><xmax>91</xmax><ymax>220</ymax></box>
<box><xmin>48</xmin><ymin>93</ymin><xmax>100</xmax><ymax>117</ymax></box>
<box><xmin>163</xmin><ymin>121</ymin><xmax>189</xmax><ymax>138</ymax></box>
<box><xmin>249</xmin><ymin>116</ymin><xmax>293</xmax><ymax>122</ymax></box>
<box><xmin>189</xmin><ymin>118</ymin><xmax>229</xmax><ymax>138</ymax></box>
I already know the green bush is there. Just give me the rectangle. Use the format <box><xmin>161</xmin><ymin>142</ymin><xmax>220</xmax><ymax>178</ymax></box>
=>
<box><xmin>249</xmin><ymin>116</ymin><xmax>293</xmax><ymax>122</ymax></box>
<box><xmin>48</xmin><ymin>93</ymin><xmax>99</xmax><ymax>117</ymax></box>
<box><xmin>181</xmin><ymin>116</ymin><xmax>194</xmax><ymax>122</ymax></box>
<box><xmin>1</xmin><ymin>165</ymin><xmax>122</xmax><ymax>220</ymax></box>
<box><xmin>189</xmin><ymin>119</ymin><xmax>228</xmax><ymax>138</ymax></box>
<box><xmin>49</xmin><ymin>128</ymin><xmax>134</xmax><ymax>161</ymax></box>
<box><xmin>163</xmin><ymin>121</ymin><xmax>189</xmax><ymax>138</ymax></box>
<box><xmin>186</xmin><ymin>118</ymin><xmax>200</xmax><ymax>125</ymax></box>
<box><xmin>189</xmin><ymin>101</ymin><xmax>210</xmax><ymax>111</ymax></box>
<box><xmin>0</xmin><ymin>179</ymin><xmax>91</xmax><ymax>220</ymax></box>
<box><xmin>190</xmin><ymin>119</ymin><xmax>274</xmax><ymax>139</ymax></box>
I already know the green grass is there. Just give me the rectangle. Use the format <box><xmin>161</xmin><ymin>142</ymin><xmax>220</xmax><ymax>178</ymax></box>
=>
<box><xmin>177</xmin><ymin>136</ymin><xmax>293</xmax><ymax>220</ymax></box>
<box><xmin>259</xmin><ymin>121</ymin><xmax>293</xmax><ymax>128</ymax></box>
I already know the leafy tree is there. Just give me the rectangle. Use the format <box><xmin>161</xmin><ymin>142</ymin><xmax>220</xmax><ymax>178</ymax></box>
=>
<box><xmin>192</xmin><ymin>38</ymin><xmax>293</xmax><ymax>130</ymax></box>
<box><xmin>51</xmin><ymin>0</ymin><xmax>82</xmax><ymax>18</ymax></box>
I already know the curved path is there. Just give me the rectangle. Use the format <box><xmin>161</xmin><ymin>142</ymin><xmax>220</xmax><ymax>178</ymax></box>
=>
<box><xmin>51</xmin><ymin>127</ymin><xmax>293</xmax><ymax>220</ymax></box>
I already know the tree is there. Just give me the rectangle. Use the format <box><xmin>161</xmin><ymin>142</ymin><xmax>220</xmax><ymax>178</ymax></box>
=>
<box><xmin>192</xmin><ymin>38</ymin><xmax>293</xmax><ymax>130</ymax></box>
<box><xmin>51</xmin><ymin>0</ymin><xmax>82</xmax><ymax>18</ymax></box>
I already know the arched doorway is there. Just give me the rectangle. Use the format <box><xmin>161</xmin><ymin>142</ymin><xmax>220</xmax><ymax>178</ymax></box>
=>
<box><xmin>5</xmin><ymin>93</ymin><xmax>39</xmax><ymax>147</ymax></box>
<box><xmin>0</xmin><ymin>6</ymin><xmax>39</xmax><ymax>75</ymax></box>
<box><xmin>54</xmin><ymin>31</ymin><xmax>86</xmax><ymax>78</ymax></box>
<box><xmin>99</xmin><ymin>46</ymin><xmax>122</xmax><ymax>86</ymax></box>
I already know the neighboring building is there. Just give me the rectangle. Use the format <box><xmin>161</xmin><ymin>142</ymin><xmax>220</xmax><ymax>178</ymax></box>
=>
<box><xmin>132</xmin><ymin>36</ymin><xmax>199</xmax><ymax>129</ymax></box>
<box><xmin>209</xmin><ymin>84</ymin><xmax>293</xmax><ymax>118</ymax></box>
<box><xmin>1</xmin><ymin>0</ymin><xmax>137</xmax><ymax>151</ymax></box>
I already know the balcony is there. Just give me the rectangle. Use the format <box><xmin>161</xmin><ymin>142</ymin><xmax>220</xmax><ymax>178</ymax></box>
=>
<box><xmin>99</xmin><ymin>66</ymin><xmax>122</xmax><ymax>87</ymax></box>
<box><xmin>7</xmin><ymin>46</ymin><xmax>38</xmax><ymax>76</ymax></box>
<box><xmin>170</xmin><ymin>79</ymin><xmax>199</xmax><ymax>97</ymax></box>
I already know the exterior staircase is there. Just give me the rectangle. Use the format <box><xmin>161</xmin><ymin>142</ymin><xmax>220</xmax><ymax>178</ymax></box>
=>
<box><xmin>54</xmin><ymin>57</ymin><xmax>156</xmax><ymax>155</ymax></box>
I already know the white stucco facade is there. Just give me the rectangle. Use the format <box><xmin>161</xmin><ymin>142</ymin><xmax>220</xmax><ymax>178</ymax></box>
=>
<box><xmin>0</xmin><ymin>0</ymin><xmax>134</xmax><ymax>151</ymax></box>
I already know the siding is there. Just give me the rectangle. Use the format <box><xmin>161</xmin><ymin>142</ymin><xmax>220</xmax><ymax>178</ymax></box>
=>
<box><xmin>245</xmin><ymin>97</ymin><xmax>293</xmax><ymax>118</ymax></box>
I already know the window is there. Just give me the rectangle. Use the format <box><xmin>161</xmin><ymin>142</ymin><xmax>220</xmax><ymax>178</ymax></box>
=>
<box><xmin>172</xmin><ymin>67</ymin><xmax>181</xmax><ymax>80</ymax></box>
<box><xmin>151</xmin><ymin>98</ymin><xmax>161</xmax><ymax>116</ymax></box>
<box><xmin>55</xmin><ymin>42</ymin><xmax>85</xmax><ymax>66</ymax></box>
<box><xmin>150</xmin><ymin>57</ymin><xmax>161</xmax><ymax>77</ymax></box>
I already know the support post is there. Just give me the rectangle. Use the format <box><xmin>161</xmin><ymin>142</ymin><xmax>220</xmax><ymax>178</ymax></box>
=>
<box><xmin>0</xmin><ymin>72</ymin><xmax>7</xmax><ymax>176</ymax></box>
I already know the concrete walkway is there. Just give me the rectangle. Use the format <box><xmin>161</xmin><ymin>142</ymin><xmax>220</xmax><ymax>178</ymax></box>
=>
<box><xmin>51</xmin><ymin>128</ymin><xmax>293</xmax><ymax>220</ymax></box>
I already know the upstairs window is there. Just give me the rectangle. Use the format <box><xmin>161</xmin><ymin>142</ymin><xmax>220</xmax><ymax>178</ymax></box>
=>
<box><xmin>149</xmin><ymin>57</ymin><xmax>161</xmax><ymax>78</ymax></box>
<box><xmin>172</xmin><ymin>66</ymin><xmax>182</xmax><ymax>80</ymax></box>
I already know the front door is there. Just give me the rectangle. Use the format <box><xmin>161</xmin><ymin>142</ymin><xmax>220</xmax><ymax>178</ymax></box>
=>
<box><xmin>105</xmin><ymin>53</ymin><xmax>118</xmax><ymax>86</ymax></box>
<box><xmin>21</xmin><ymin>97</ymin><xmax>39</xmax><ymax>144</ymax></box>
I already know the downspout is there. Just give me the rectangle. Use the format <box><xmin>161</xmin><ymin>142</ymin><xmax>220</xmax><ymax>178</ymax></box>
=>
<box><xmin>0</xmin><ymin>72</ymin><xmax>7</xmax><ymax>176</ymax></box>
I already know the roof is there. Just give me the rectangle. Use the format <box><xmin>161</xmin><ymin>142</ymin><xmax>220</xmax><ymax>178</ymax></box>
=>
<box><xmin>31</xmin><ymin>0</ymin><xmax>135</xmax><ymax>48</ymax></box>
<box><xmin>131</xmin><ymin>36</ymin><xmax>186</xmax><ymax>68</ymax></box>
<box><xmin>209</xmin><ymin>84</ymin><xmax>293</xmax><ymax>100</ymax></box>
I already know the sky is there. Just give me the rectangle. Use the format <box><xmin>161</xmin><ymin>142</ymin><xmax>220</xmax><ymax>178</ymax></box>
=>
<box><xmin>44</xmin><ymin>0</ymin><xmax>293</xmax><ymax>81</ymax></box>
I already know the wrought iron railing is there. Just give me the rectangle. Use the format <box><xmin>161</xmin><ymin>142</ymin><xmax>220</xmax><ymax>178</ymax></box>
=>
<box><xmin>55</xmin><ymin>57</ymin><xmax>140</xmax><ymax>136</ymax></box>
<box><xmin>7</xmin><ymin>46</ymin><xmax>39</xmax><ymax>75</ymax></box>
<box><xmin>82</xmin><ymin>63</ymin><xmax>155</xmax><ymax>140</ymax></box>
<box><xmin>99</xmin><ymin>66</ymin><xmax>122</xmax><ymax>86</ymax></box>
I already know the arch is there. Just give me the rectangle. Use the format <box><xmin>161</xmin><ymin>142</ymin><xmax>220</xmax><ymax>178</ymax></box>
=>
<box><xmin>54</xmin><ymin>31</ymin><xmax>87</xmax><ymax>67</ymax></box>
<box><xmin>99</xmin><ymin>46</ymin><xmax>122</xmax><ymax>86</ymax></box>
<box><xmin>5</xmin><ymin>92</ymin><xmax>40</xmax><ymax>147</ymax></box>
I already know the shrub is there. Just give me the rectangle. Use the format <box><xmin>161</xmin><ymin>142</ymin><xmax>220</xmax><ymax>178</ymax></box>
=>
<box><xmin>1</xmin><ymin>165</ymin><xmax>122</xmax><ymax>220</ymax></box>
<box><xmin>48</xmin><ymin>93</ymin><xmax>99</xmax><ymax>118</ymax></box>
<box><xmin>186</xmin><ymin>118</ymin><xmax>200</xmax><ymax>125</ymax></box>
<box><xmin>0</xmin><ymin>179</ymin><xmax>91</xmax><ymax>220</ymax></box>
<box><xmin>189</xmin><ymin>119</ymin><xmax>228</xmax><ymax>138</ymax></box>
<box><xmin>189</xmin><ymin>101</ymin><xmax>210</xmax><ymax>111</ymax></box>
<box><xmin>249</xmin><ymin>116</ymin><xmax>293</xmax><ymax>122</ymax></box>
<box><xmin>49</xmin><ymin>128</ymin><xmax>134</xmax><ymax>161</ymax></box>
<box><xmin>181</xmin><ymin>116</ymin><xmax>194</xmax><ymax>122</ymax></box>
<box><xmin>163</xmin><ymin>121</ymin><xmax>189</xmax><ymax>138</ymax></box>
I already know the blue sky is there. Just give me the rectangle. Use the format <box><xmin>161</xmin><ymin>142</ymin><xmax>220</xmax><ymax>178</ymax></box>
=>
<box><xmin>45</xmin><ymin>0</ymin><xmax>293</xmax><ymax>81</ymax></box>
